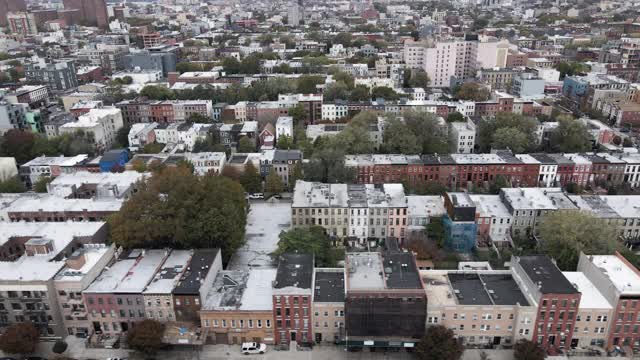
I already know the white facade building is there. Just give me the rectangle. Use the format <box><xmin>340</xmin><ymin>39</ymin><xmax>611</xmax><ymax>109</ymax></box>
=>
<box><xmin>404</xmin><ymin>38</ymin><xmax>479</xmax><ymax>88</ymax></box>
<box><xmin>59</xmin><ymin>107</ymin><xmax>124</xmax><ymax>152</ymax></box>
<box><xmin>275</xmin><ymin>116</ymin><xmax>294</xmax><ymax>140</ymax></box>
<box><xmin>449</xmin><ymin>119</ymin><xmax>476</xmax><ymax>154</ymax></box>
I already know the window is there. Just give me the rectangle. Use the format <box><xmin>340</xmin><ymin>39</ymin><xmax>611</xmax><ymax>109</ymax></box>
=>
<box><xmin>257</xmin><ymin>319</ymin><xmax>262</xmax><ymax>328</ymax></box>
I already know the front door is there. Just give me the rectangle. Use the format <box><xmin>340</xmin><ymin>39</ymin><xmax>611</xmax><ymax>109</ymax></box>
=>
<box><xmin>493</xmin><ymin>337</ymin><xmax>501</xmax><ymax>345</ymax></box>
<box><xmin>291</xmin><ymin>331</ymin><xmax>297</xmax><ymax>341</ymax></box>
<box><xmin>315</xmin><ymin>333</ymin><xmax>322</xmax><ymax>343</ymax></box>
<box><xmin>571</xmin><ymin>338</ymin><xmax>579</xmax><ymax>348</ymax></box>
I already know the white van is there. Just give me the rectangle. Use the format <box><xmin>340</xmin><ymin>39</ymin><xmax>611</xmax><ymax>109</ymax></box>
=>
<box><xmin>241</xmin><ymin>342</ymin><xmax>267</xmax><ymax>355</ymax></box>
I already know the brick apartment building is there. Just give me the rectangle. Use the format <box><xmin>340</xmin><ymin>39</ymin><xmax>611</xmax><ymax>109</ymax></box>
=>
<box><xmin>272</xmin><ymin>253</ymin><xmax>314</xmax><ymax>344</ymax></box>
<box><xmin>512</xmin><ymin>255</ymin><xmax>581</xmax><ymax>353</ymax></box>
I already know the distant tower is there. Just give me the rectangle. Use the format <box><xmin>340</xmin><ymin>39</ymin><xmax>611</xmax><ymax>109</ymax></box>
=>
<box><xmin>287</xmin><ymin>1</ymin><xmax>301</xmax><ymax>27</ymax></box>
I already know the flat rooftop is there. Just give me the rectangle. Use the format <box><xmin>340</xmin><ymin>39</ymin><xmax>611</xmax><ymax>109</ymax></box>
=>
<box><xmin>346</xmin><ymin>253</ymin><xmax>385</xmax><ymax>290</ymax></box>
<box><xmin>292</xmin><ymin>181</ymin><xmax>349</xmax><ymax>208</ymax></box>
<box><xmin>448</xmin><ymin>273</ymin><xmax>529</xmax><ymax>306</ymax></box>
<box><xmin>173</xmin><ymin>249</ymin><xmax>219</xmax><ymax>295</ymax></box>
<box><xmin>314</xmin><ymin>269</ymin><xmax>345</xmax><ymax>303</ymax></box>
<box><xmin>274</xmin><ymin>253</ymin><xmax>314</xmax><ymax>290</ymax></box>
<box><xmin>0</xmin><ymin>222</ymin><xmax>106</xmax><ymax>259</ymax></box>
<box><xmin>562</xmin><ymin>271</ymin><xmax>612</xmax><ymax>309</ymax></box>
<box><xmin>468</xmin><ymin>194</ymin><xmax>510</xmax><ymax>218</ymax></box>
<box><xmin>516</xmin><ymin>255</ymin><xmax>579</xmax><ymax>294</ymax></box>
<box><xmin>115</xmin><ymin>250</ymin><xmax>167</xmax><ymax>293</ymax></box>
<box><xmin>588</xmin><ymin>255</ymin><xmax>640</xmax><ymax>295</ymax></box>
<box><xmin>346</xmin><ymin>251</ymin><xmax>422</xmax><ymax>291</ymax></box>
<box><xmin>202</xmin><ymin>268</ymin><xmax>276</xmax><ymax>311</ymax></box>
<box><xmin>143</xmin><ymin>250</ymin><xmax>192</xmax><ymax>294</ymax></box>
<box><xmin>54</xmin><ymin>245</ymin><xmax>113</xmax><ymax>282</ymax></box>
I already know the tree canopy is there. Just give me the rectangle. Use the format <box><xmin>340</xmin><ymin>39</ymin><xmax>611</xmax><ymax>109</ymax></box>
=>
<box><xmin>408</xmin><ymin>69</ymin><xmax>430</xmax><ymax>89</ymax></box>
<box><xmin>513</xmin><ymin>339</ymin><xmax>545</xmax><ymax>360</ymax></box>
<box><xmin>477</xmin><ymin>113</ymin><xmax>539</xmax><ymax>153</ymax></box>
<box><xmin>549</xmin><ymin>116</ymin><xmax>592</xmax><ymax>152</ymax></box>
<box><xmin>0</xmin><ymin>129</ymin><xmax>96</xmax><ymax>165</ymax></box>
<box><xmin>272</xmin><ymin>226</ymin><xmax>337</xmax><ymax>266</ymax></box>
<box><xmin>237</xmin><ymin>137</ymin><xmax>255</xmax><ymax>153</ymax></box>
<box><xmin>415</xmin><ymin>325</ymin><xmax>463</xmax><ymax>360</ymax></box>
<box><xmin>0</xmin><ymin>322</ymin><xmax>39</xmax><ymax>354</ymax></box>
<box><xmin>108</xmin><ymin>166</ymin><xmax>247</xmax><ymax>263</ymax></box>
<box><xmin>239</xmin><ymin>162</ymin><xmax>262</xmax><ymax>194</ymax></box>
<box><xmin>126</xmin><ymin>319</ymin><xmax>165</xmax><ymax>354</ymax></box>
<box><xmin>34</xmin><ymin>176</ymin><xmax>53</xmax><ymax>193</ymax></box>
<box><xmin>0</xmin><ymin>176</ymin><xmax>26</xmax><ymax>193</ymax></box>
<box><xmin>455</xmin><ymin>82</ymin><xmax>490</xmax><ymax>101</ymax></box>
<box><xmin>538</xmin><ymin>211</ymin><xmax>618</xmax><ymax>270</ymax></box>
<box><xmin>382</xmin><ymin>111</ymin><xmax>449</xmax><ymax>154</ymax></box>
<box><xmin>265</xmin><ymin>169</ymin><xmax>284</xmax><ymax>194</ymax></box>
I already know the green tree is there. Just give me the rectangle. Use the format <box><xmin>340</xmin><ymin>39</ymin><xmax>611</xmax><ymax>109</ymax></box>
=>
<box><xmin>108</xmin><ymin>166</ymin><xmax>247</xmax><ymax>263</ymax></box>
<box><xmin>276</xmin><ymin>134</ymin><xmax>294</xmax><ymax>150</ymax></box>
<box><xmin>187</xmin><ymin>112</ymin><xmax>212</xmax><ymax>123</ymax></box>
<box><xmin>240</xmin><ymin>162</ymin><xmax>262</xmax><ymax>194</ymax></box>
<box><xmin>513</xmin><ymin>339</ymin><xmax>545</xmax><ymax>360</ymax></box>
<box><xmin>415</xmin><ymin>325</ymin><xmax>463</xmax><ymax>360</ymax></box>
<box><xmin>323</xmin><ymin>81</ymin><xmax>350</xmax><ymax>101</ymax></box>
<box><xmin>455</xmin><ymin>82</ymin><xmax>490</xmax><ymax>101</ymax></box>
<box><xmin>288</xmin><ymin>104</ymin><xmax>306</xmax><ymax>124</ymax></box>
<box><xmin>0</xmin><ymin>129</ymin><xmax>37</xmax><ymax>164</ymax></box>
<box><xmin>222</xmin><ymin>57</ymin><xmax>241</xmax><ymax>74</ymax></box>
<box><xmin>489</xmin><ymin>175</ymin><xmax>509</xmax><ymax>194</ymax></box>
<box><xmin>403</xmin><ymin>110</ymin><xmax>449</xmax><ymax>154</ymax></box>
<box><xmin>491</xmin><ymin>127</ymin><xmax>530</xmax><ymax>153</ymax></box>
<box><xmin>289</xmin><ymin>162</ymin><xmax>303</xmax><ymax>191</ymax></box>
<box><xmin>332</xmin><ymin>113</ymin><xmax>375</xmax><ymax>154</ymax></box>
<box><xmin>237</xmin><ymin>137</ymin><xmax>255</xmax><ymax>153</ymax></box>
<box><xmin>116</xmin><ymin>126</ymin><xmax>130</xmax><ymax>148</ymax></box>
<box><xmin>382</xmin><ymin>117</ymin><xmax>422</xmax><ymax>154</ymax></box>
<box><xmin>446</xmin><ymin>112</ymin><xmax>465</xmax><ymax>123</ymax></box>
<box><xmin>556</xmin><ymin>61</ymin><xmax>590</xmax><ymax>79</ymax></box>
<box><xmin>265</xmin><ymin>169</ymin><xmax>284</xmax><ymax>194</ymax></box>
<box><xmin>0</xmin><ymin>176</ymin><xmax>26</xmax><ymax>193</ymax></box>
<box><xmin>538</xmin><ymin>211</ymin><xmax>618</xmax><ymax>270</ymax></box>
<box><xmin>0</xmin><ymin>322</ymin><xmax>39</xmax><ymax>355</ymax></box>
<box><xmin>140</xmin><ymin>85</ymin><xmax>175</xmax><ymax>100</ymax></box>
<box><xmin>142</xmin><ymin>142</ymin><xmax>165</xmax><ymax>154</ymax></box>
<box><xmin>193</xmin><ymin>133</ymin><xmax>225</xmax><ymax>153</ymax></box>
<box><xmin>240</xmin><ymin>55</ymin><xmax>261</xmax><ymax>74</ymax></box>
<box><xmin>333</xmin><ymin>32</ymin><xmax>352</xmax><ymax>47</ymax></box>
<box><xmin>371</xmin><ymin>86</ymin><xmax>399</xmax><ymax>100</ymax></box>
<box><xmin>272</xmin><ymin>227</ymin><xmax>337</xmax><ymax>266</ymax></box>
<box><xmin>426</xmin><ymin>217</ymin><xmax>446</xmax><ymax>248</ymax></box>
<box><xmin>477</xmin><ymin>113</ymin><xmax>539</xmax><ymax>153</ymax></box>
<box><xmin>126</xmin><ymin>319</ymin><xmax>165</xmax><ymax>354</ymax></box>
<box><xmin>550</xmin><ymin>116</ymin><xmax>592</xmax><ymax>152</ymax></box>
<box><xmin>332</xmin><ymin>71</ymin><xmax>355</xmax><ymax>89</ymax></box>
<box><xmin>34</xmin><ymin>176</ymin><xmax>53</xmax><ymax>193</ymax></box>
<box><xmin>409</xmin><ymin>69</ymin><xmax>430</xmax><ymax>89</ymax></box>
<box><xmin>349</xmin><ymin>85</ymin><xmax>370</xmax><ymax>101</ymax></box>
<box><xmin>297</xmin><ymin>75</ymin><xmax>325</xmax><ymax>93</ymax></box>
<box><xmin>130</xmin><ymin>158</ymin><xmax>147</xmax><ymax>173</ymax></box>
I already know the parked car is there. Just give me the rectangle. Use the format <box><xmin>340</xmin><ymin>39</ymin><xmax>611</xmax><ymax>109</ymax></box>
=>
<box><xmin>241</xmin><ymin>342</ymin><xmax>267</xmax><ymax>355</ymax></box>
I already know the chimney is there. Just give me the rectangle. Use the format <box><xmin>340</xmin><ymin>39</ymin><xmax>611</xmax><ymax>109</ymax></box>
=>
<box><xmin>66</xmin><ymin>250</ymin><xmax>86</xmax><ymax>270</ymax></box>
<box><xmin>167</xmin><ymin>72</ymin><xmax>179</xmax><ymax>86</ymax></box>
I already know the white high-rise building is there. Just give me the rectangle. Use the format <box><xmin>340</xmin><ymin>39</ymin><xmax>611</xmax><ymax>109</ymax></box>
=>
<box><xmin>287</xmin><ymin>2</ymin><xmax>302</xmax><ymax>27</ymax></box>
<box><xmin>404</xmin><ymin>36</ymin><xmax>479</xmax><ymax>88</ymax></box>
